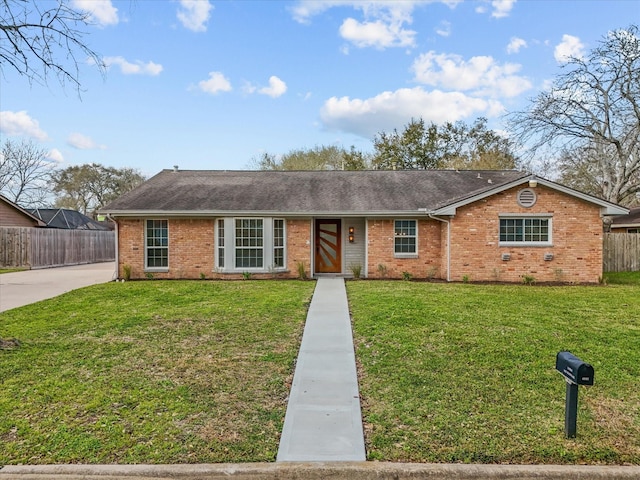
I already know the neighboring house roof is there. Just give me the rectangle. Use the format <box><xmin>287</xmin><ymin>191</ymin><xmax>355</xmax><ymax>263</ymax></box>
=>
<box><xmin>0</xmin><ymin>194</ymin><xmax>46</xmax><ymax>227</ymax></box>
<box><xmin>610</xmin><ymin>206</ymin><xmax>640</xmax><ymax>228</ymax></box>
<box><xmin>100</xmin><ymin>169</ymin><xmax>629</xmax><ymax>217</ymax></box>
<box><xmin>29</xmin><ymin>208</ymin><xmax>112</xmax><ymax>230</ymax></box>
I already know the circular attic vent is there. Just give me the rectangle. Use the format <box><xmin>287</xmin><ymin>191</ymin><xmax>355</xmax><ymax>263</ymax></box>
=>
<box><xmin>517</xmin><ymin>188</ymin><xmax>537</xmax><ymax>208</ymax></box>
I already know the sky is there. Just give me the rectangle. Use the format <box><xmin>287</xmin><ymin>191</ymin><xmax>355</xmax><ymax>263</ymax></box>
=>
<box><xmin>1</xmin><ymin>0</ymin><xmax>638</xmax><ymax>178</ymax></box>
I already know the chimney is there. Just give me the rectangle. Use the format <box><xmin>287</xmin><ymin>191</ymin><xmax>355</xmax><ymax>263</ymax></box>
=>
<box><xmin>173</xmin><ymin>165</ymin><xmax>179</xmax><ymax>172</ymax></box>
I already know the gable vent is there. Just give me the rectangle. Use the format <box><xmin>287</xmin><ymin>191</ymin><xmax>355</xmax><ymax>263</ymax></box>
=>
<box><xmin>517</xmin><ymin>188</ymin><xmax>537</xmax><ymax>208</ymax></box>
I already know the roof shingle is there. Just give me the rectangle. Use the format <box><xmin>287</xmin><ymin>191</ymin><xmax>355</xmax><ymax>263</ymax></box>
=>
<box><xmin>102</xmin><ymin>169</ymin><xmax>529</xmax><ymax>215</ymax></box>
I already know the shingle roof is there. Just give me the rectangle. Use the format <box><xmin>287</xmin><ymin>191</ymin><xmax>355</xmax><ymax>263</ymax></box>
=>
<box><xmin>611</xmin><ymin>206</ymin><xmax>640</xmax><ymax>225</ymax></box>
<box><xmin>29</xmin><ymin>208</ymin><xmax>111</xmax><ymax>230</ymax></box>
<box><xmin>101</xmin><ymin>169</ymin><xmax>528</xmax><ymax>215</ymax></box>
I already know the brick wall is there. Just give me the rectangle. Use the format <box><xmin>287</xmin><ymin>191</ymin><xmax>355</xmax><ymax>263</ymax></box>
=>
<box><xmin>285</xmin><ymin>218</ymin><xmax>312</xmax><ymax>278</ymax></box>
<box><xmin>448</xmin><ymin>185</ymin><xmax>603</xmax><ymax>283</ymax></box>
<box><xmin>117</xmin><ymin>217</ymin><xmax>312</xmax><ymax>280</ymax></box>
<box><xmin>367</xmin><ymin>218</ymin><xmax>442</xmax><ymax>279</ymax></box>
<box><xmin>117</xmin><ymin>218</ymin><xmax>215</xmax><ymax>279</ymax></box>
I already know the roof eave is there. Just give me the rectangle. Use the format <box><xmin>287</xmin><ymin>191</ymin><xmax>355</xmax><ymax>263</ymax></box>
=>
<box><xmin>430</xmin><ymin>175</ymin><xmax>630</xmax><ymax>216</ymax></box>
<box><xmin>101</xmin><ymin>209</ymin><xmax>427</xmax><ymax>218</ymax></box>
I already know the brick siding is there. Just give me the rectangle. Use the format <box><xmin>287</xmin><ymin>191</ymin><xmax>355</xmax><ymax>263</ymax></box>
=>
<box><xmin>367</xmin><ymin>218</ymin><xmax>443</xmax><ymax>279</ymax></box>
<box><xmin>447</xmin><ymin>185</ymin><xmax>603</xmax><ymax>283</ymax></box>
<box><xmin>117</xmin><ymin>187</ymin><xmax>603</xmax><ymax>283</ymax></box>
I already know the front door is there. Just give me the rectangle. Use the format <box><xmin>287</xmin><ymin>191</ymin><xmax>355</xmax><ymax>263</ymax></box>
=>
<box><xmin>315</xmin><ymin>219</ymin><xmax>342</xmax><ymax>274</ymax></box>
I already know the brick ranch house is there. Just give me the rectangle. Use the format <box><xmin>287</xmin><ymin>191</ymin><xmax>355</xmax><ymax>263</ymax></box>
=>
<box><xmin>100</xmin><ymin>169</ymin><xmax>628</xmax><ymax>283</ymax></box>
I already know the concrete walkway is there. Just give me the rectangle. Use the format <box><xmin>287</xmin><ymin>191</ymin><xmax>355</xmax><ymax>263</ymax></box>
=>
<box><xmin>277</xmin><ymin>277</ymin><xmax>366</xmax><ymax>462</ymax></box>
<box><xmin>0</xmin><ymin>262</ymin><xmax>116</xmax><ymax>312</ymax></box>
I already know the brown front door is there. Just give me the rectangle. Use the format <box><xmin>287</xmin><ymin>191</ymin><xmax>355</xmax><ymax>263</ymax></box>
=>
<box><xmin>315</xmin><ymin>219</ymin><xmax>342</xmax><ymax>273</ymax></box>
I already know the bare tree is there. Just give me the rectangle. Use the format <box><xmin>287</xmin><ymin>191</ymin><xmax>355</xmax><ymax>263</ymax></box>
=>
<box><xmin>0</xmin><ymin>0</ymin><xmax>105</xmax><ymax>90</ymax></box>
<box><xmin>509</xmin><ymin>25</ymin><xmax>640</xmax><ymax>205</ymax></box>
<box><xmin>0</xmin><ymin>139</ymin><xmax>55</xmax><ymax>207</ymax></box>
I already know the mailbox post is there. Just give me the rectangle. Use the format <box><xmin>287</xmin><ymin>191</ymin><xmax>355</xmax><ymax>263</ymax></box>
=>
<box><xmin>555</xmin><ymin>351</ymin><xmax>594</xmax><ymax>438</ymax></box>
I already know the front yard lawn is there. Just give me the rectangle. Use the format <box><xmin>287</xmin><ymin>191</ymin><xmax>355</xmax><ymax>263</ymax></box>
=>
<box><xmin>347</xmin><ymin>281</ymin><xmax>640</xmax><ymax>464</ymax></box>
<box><xmin>0</xmin><ymin>280</ymin><xmax>315</xmax><ymax>464</ymax></box>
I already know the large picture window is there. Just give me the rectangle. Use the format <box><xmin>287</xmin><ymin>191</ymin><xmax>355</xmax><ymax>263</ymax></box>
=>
<box><xmin>217</xmin><ymin>218</ymin><xmax>286</xmax><ymax>272</ymax></box>
<box><xmin>394</xmin><ymin>219</ymin><xmax>417</xmax><ymax>255</ymax></box>
<box><xmin>145</xmin><ymin>219</ymin><xmax>168</xmax><ymax>269</ymax></box>
<box><xmin>499</xmin><ymin>217</ymin><xmax>551</xmax><ymax>244</ymax></box>
<box><xmin>235</xmin><ymin>218</ymin><xmax>264</xmax><ymax>268</ymax></box>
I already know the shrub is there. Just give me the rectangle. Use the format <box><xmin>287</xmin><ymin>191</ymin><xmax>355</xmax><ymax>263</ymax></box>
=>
<box><xmin>349</xmin><ymin>263</ymin><xmax>362</xmax><ymax>279</ymax></box>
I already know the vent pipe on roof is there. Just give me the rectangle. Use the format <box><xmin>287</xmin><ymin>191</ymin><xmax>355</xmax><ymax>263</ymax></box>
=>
<box><xmin>173</xmin><ymin>165</ymin><xmax>179</xmax><ymax>172</ymax></box>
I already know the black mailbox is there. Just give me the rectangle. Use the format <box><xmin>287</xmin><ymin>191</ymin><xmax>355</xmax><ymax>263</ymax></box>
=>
<box><xmin>556</xmin><ymin>351</ymin><xmax>594</xmax><ymax>386</ymax></box>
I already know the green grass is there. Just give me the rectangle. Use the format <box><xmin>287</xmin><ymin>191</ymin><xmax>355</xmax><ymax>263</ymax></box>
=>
<box><xmin>0</xmin><ymin>268</ymin><xmax>28</xmax><ymax>274</ymax></box>
<box><xmin>0</xmin><ymin>280</ymin><xmax>315</xmax><ymax>464</ymax></box>
<box><xmin>347</xmin><ymin>281</ymin><xmax>640</xmax><ymax>465</ymax></box>
<box><xmin>604</xmin><ymin>271</ymin><xmax>640</xmax><ymax>285</ymax></box>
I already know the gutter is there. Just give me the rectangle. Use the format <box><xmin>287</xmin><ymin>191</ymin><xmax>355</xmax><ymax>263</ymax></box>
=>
<box><xmin>106</xmin><ymin>214</ymin><xmax>119</xmax><ymax>281</ymax></box>
<box><xmin>427</xmin><ymin>213</ymin><xmax>451</xmax><ymax>282</ymax></box>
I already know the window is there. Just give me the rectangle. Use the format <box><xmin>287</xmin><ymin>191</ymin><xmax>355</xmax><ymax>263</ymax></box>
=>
<box><xmin>273</xmin><ymin>219</ymin><xmax>285</xmax><ymax>268</ymax></box>
<box><xmin>217</xmin><ymin>219</ymin><xmax>225</xmax><ymax>268</ymax></box>
<box><xmin>235</xmin><ymin>218</ymin><xmax>264</xmax><ymax>268</ymax></box>
<box><xmin>499</xmin><ymin>217</ymin><xmax>550</xmax><ymax>244</ymax></box>
<box><xmin>394</xmin><ymin>219</ymin><xmax>417</xmax><ymax>255</ymax></box>
<box><xmin>146</xmin><ymin>219</ymin><xmax>168</xmax><ymax>269</ymax></box>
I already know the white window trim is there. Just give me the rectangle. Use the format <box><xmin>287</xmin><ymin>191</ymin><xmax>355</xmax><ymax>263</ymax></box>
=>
<box><xmin>394</xmin><ymin>218</ymin><xmax>418</xmax><ymax>258</ymax></box>
<box><xmin>144</xmin><ymin>219</ymin><xmax>169</xmax><ymax>272</ymax></box>
<box><xmin>499</xmin><ymin>214</ymin><xmax>553</xmax><ymax>247</ymax></box>
<box><xmin>216</xmin><ymin>217</ymin><xmax>287</xmax><ymax>273</ymax></box>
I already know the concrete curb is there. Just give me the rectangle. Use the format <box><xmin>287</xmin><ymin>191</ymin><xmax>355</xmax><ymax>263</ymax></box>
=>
<box><xmin>1</xmin><ymin>462</ymin><xmax>639</xmax><ymax>479</ymax></box>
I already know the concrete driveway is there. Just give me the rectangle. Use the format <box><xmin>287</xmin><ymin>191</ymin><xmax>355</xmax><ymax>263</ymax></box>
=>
<box><xmin>0</xmin><ymin>262</ymin><xmax>116</xmax><ymax>313</ymax></box>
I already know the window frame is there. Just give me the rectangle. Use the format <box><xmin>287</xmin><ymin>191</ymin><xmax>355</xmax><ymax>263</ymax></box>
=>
<box><xmin>145</xmin><ymin>219</ymin><xmax>169</xmax><ymax>271</ymax></box>
<box><xmin>499</xmin><ymin>214</ymin><xmax>552</xmax><ymax>246</ymax></box>
<box><xmin>215</xmin><ymin>217</ymin><xmax>287</xmax><ymax>273</ymax></box>
<box><xmin>394</xmin><ymin>219</ymin><xmax>418</xmax><ymax>257</ymax></box>
<box><xmin>234</xmin><ymin>218</ymin><xmax>265</xmax><ymax>270</ymax></box>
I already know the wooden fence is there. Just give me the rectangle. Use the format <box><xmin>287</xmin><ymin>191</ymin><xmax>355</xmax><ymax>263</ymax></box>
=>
<box><xmin>603</xmin><ymin>233</ymin><xmax>640</xmax><ymax>272</ymax></box>
<box><xmin>0</xmin><ymin>227</ymin><xmax>115</xmax><ymax>268</ymax></box>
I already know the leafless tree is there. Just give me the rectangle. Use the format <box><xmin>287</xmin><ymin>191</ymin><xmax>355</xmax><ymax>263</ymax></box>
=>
<box><xmin>508</xmin><ymin>25</ymin><xmax>640</xmax><ymax>205</ymax></box>
<box><xmin>0</xmin><ymin>139</ymin><xmax>55</xmax><ymax>207</ymax></box>
<box><xmin>0</xmin><ymin>0</ymin><xmax>104</xmax><ymax>90</ymax></box>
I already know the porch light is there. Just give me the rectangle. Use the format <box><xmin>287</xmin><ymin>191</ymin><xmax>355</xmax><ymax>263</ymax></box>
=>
<box><xmin>348</xmin><ymin>226</ymin><xmax>355</xmax><ymax>243</ymax></box>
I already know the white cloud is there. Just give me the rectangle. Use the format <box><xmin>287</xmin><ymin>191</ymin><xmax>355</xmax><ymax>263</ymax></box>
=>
<box><xmin>46</xmin><ymin>149</ymin><xmax>65</xmax><ymax>163</ymax></box>
<box><xmin>339</xmin><ymin>17</ymin><xmax>416</xmax><ymax>49</ymax></box>
<box><xmin>554</xmin><ymin>34</ymin><xmax>585</xmax><ymax>63</ymax></box>
<box><xmin>67</xmin><ymin>133</ymin><xmax>106</xmax><ymax>150</ymax></box>
<box><xmin>412</xmin><ymin>51</ymin><xmax>531</xmax><ymax>98</ymax></box>
<box><xmin>435</xmin><ymin>20</ymin><xmax>451</xmax><ymax>37</ymax></box>
<box><xmin>491</xmin><ymin>0</ymin><xmax>516</xmax><ymax>18</ymax></box>
<box><xmin>71</xmin><ymin>0</ymin><xmax>119</xmax><ymax>27</ymax></box>
<box><xmin>0</xmin><ymin>111</ymin><xmax>48</xmax><ymax>140</ymax></box>
<box><xmin>259</xmin><ymin>76</ymin><xmax>288</xmax><ymax>98</ymax></box>
<box><xmin>197</xmin><ymin>72</ymin><xmax>232</xmax><ymax>94</ymax></box>
<box><xmin>177</xmin><ymin>0</ymin><xmax>213</xmax><ymax>32</ymax></box>
<box><xmin>291</xmin><ymin>1</ymin><xmax>461</xmax><ymax>50</ymax></box>
<box><xmin>506</xmin><ymin>37</ymin><xmax>527</xmax><ymax>54</ymax></box>
<box><xmin>103</xmin><ymin>57</ymin><xmax>163</xmax><ymax>76</ymax></box>
<box><xmin>320</xmin><ymin>87</ymin><xmax>502</xmax><ymax>138</ymax></box>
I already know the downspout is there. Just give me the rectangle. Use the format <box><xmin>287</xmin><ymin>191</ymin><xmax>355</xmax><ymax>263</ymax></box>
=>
<box><xmin>106</xmin><ymin>214</ymin><xmax>119</xmax><ymax>281</ymax></box>
<box><xmin>428</xmin><ymin>213</ymin><xmax>451</xmax><ymax>282</ymax></box>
